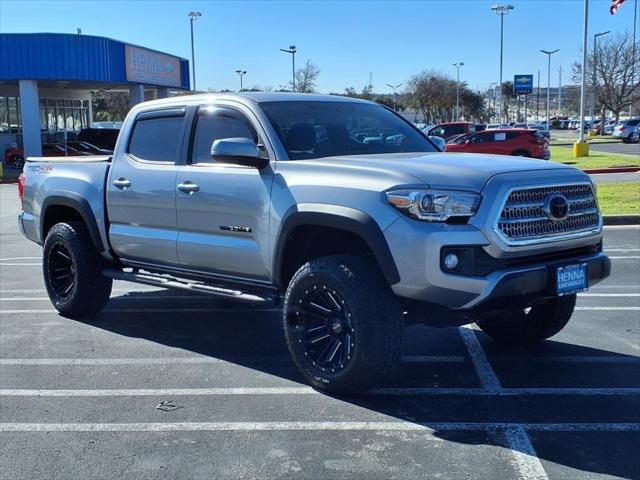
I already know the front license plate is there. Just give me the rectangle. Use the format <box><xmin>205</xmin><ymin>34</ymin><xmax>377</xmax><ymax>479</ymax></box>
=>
<box><xmin>556</xmin><ymin>263</ymin><xmax>588</xmax><ymax>296</ymax></box>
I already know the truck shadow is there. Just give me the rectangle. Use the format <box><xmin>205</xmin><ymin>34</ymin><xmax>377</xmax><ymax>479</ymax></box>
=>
<box><xmin>70</xmin><ymin>289</ymin><xmax>640</xmax><ymax>480</ymax></box>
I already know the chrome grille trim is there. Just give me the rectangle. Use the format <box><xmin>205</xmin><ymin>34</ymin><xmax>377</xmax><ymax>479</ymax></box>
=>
<box><xmin>494</xmin><ymin>182</ymin><xmax>602</xmax><ymax>246</ymax></box>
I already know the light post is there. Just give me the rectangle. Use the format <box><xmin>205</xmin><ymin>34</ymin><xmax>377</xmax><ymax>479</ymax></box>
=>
<box><xmin>188</xmin><ymin>11</ymin><xmax>202</xmax><ymax>91</ymax></box>
<box><xmin>490</xmin><ymin>82</ymin><xmax>498</xmax><ymax>122</ymax></box>
<box><xmin>280</xmin><ymin>45</ymin><xmax>297</xmax><ymax>92</ymax></box>
<box><xmin>235</xmin><ymin>69</ymin><xmax>247</xmax><ymax>92</ymax></box>
<box><xmin>540</xmin><ymin>49</ymin><xmax>559</xmax><ymax>130</ymax></box>
<box><xmin>385</xmin><ymin>83</ymin><xmax>403</xmax><ymax>111</ymax></box>
<box><xmin>490</xmin><ymin>4</ymin><xmax>514</xmax><ymax>124</ymax></box>
<box><xmin>453</xmin><ymin>62</ymin><xmax>464</xmax><ymax>121</ymax></box>
<box><xmin>558</xmin><ymin>65</ymin><xmax>563</xmax><ymax>116</ymax></box>
<box><xmin>592</xmin><ymin>31</ymin><xmax>610</xmax><ymax>130</ymax></box>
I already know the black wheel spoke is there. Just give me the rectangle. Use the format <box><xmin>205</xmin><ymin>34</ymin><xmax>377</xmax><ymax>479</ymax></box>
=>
<box><xmin>307</xmin><ymin>302</ymin><xmax>332</xmax><ymax>317</ymax></box>
<box><xmin>323</xmin><ymin>291</ymin><xmax>342</xmax><ymax>311</ymax></box>
<box><xmin>308</xmin><ymin>332</ymin><xmax>331</xmax><ymax>344</ymax></box>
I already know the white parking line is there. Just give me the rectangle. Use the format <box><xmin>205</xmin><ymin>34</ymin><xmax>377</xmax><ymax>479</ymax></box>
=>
<box><xmin>605</xmin><ymin>248</ymin><xmax>640</xmax><ymax>252</ymax></box>
<box><xmin>609</xmin><ymin>256</ymin><xmax>640</xmax><ymax>259</ymax></box>
<box><xmin>1</xmin><ymin>293</ymin><xmax>637</xmax><ymax>302</ymax></box>
<box><xmin>504</xmin><ymin>426</ymin><xmax>549</xmax><ymax>480</ymax></box>
<box><xmin>457</xmin><ymin>326</ymin><xmax>502</xmax><ymax>393</ymax></box>
<box><xmin>458</xmin><ymin>326</ymin><xmax>547</xmax><ymax>479</ymax></box>
<box><xmin>0</xmin><ymin>355</ymin><xmax>466</xmax><ymax>366</ymax></box>
<box><xmin>574</xmin><ymin>307</ymin><xmax>640</xmax><ymax>311</ymax></box>
<box><xmin>0</xmin><ymin>308</ymin><xmax>282</xmax><ymax>314</ymax></box>
<box><xmin>1</xmin><ymin>421</ymin><xmax>638</xmax><ymax>433</ymax></box>
<box><xmin>1</xmin><ymin>387</ymin><xmax>639</xmax><ymax>397</ymax></box>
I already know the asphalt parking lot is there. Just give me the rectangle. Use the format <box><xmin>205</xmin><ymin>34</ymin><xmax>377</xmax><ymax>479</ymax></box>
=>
<box><xmin>1</xmin><ymin>183</ymin><xmax>639</xmax><ymax>480</ymax></box>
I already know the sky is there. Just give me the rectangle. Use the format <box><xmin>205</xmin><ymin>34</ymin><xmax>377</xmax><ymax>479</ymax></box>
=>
<box><xmin>0</xmin><ymin>0</ymin><xmax>637</xmax><ymax>94</ymax></box>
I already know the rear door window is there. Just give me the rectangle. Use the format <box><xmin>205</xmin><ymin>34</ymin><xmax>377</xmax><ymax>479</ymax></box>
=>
<box><xmin>129</xmin><ymin>115</ymin><xmax>184</xmax><ymax>163</ymax></box>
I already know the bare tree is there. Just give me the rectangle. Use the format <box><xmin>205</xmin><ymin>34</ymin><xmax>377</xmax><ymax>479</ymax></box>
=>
<box><xmin>573</xmin><ymin>32</ymin><xmax>640</xmax><ymax>121</ymax></box>
<box><xmin>292</xmin><ymin>60</ymin><xmax>321</xmax><ymax>93</ymax></box>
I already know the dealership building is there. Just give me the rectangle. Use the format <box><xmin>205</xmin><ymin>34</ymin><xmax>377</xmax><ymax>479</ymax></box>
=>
<box><xmin>0</xmin><ymin>33</ymin><xmax>190</xmax><ymax>159</ymax></box>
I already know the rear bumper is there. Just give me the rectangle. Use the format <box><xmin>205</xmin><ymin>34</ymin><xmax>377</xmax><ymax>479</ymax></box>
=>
<box><xmin>18</xmin><ymin>211</ymin><xmax>39</xmax><ymax>243</ymax></box>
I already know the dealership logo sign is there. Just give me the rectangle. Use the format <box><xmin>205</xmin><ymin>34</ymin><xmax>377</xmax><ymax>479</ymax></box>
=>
<box><xmin>125</xmin><ymin>45</ymin><xmax>181</xmax><ymax>88</ymax></box>
<box><xmin>513</xmin><ymin>74</ymin><xmax>534</xmax><ymax>95</ymax></box>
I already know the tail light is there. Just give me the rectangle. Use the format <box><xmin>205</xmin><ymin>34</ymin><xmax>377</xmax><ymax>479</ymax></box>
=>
<box><xmin>18</xmin><ymin>172</ymin><xmax>25</xmax><ymax>208</ymax></box>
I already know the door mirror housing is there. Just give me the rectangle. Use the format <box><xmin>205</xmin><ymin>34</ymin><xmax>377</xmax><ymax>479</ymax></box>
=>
<box><xmin>210</xmin><ymin>137</ymin><xmax>269</xmax><ymax>169</ymax></box>
<box><xmin>464</xmin><ymin>139</ymin><xmax>472</xmax><ymax>145</ymax></box>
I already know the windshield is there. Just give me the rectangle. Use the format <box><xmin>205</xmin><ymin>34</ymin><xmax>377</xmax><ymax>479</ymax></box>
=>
<box><xmin>261</xmin><ymin>101</ymin><xmax>437</xmax><ymax>160</ymax></box>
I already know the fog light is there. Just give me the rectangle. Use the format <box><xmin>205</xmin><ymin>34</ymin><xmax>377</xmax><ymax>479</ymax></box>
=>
<box><xmin>444</xmin><ymin>253</ymin><xmax>459</xmax><ymax>270</ymax></box>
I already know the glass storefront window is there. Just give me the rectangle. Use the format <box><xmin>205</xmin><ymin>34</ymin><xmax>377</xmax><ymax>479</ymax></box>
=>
<box><xmin>0</xmin><ymin>97</ymin><xmax>8</xmax><ymax>134</ymax></box>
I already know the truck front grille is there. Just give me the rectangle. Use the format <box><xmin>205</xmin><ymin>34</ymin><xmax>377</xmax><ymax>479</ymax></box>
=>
<box><xmin>496</xmin><ymin>183</ymin><xmax>601</xmax><ymax>245</ymax></box>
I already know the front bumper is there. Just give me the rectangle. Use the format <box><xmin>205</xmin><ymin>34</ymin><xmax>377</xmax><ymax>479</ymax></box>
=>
<box><xmin>464</xmin><ymin>251</ymin><xmax>610</xmax><ymax>311</ymax></box>
<box><xmin>383</xmin><ymin>211</ymin><xmax>608</xmax><ymax>310</ymax></box>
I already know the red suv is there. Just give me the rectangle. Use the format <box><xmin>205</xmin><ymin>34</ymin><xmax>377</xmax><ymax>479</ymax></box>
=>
<box><xmin>427</xmin><ymin>122</ymin><xmax>476</xmax><ymax>140</ymax></box>
<box><xmin>445</xmin><ymin>129</ymin><xmax>550</xmax><ymax>159</ymax></box>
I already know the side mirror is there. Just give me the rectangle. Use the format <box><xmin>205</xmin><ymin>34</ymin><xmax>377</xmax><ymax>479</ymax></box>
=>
<box><xmin>465</xmin><ymin>139</ymin><xmax>472</xmax><ymax>145</ymax></box>
<box><xmin>428</xmin><ymin>136</ymin><xmax>446</xmax><ymax>151</ymax></box>
<box><xmin>210</xmin><ymin>137</ymin><xmax>269</xmax><ymax>169</ymax></box>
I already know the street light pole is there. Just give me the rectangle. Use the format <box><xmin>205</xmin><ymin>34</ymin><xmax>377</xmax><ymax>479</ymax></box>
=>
<box><xmin>592</xmin><ymin>31</ymin><xmax>610</xmax><ymax>129</ymax></box>
<box><xmin>280</xmin><ymin>45</ymin><xmax>297</xmax><ymax>92</ymax></box>
<box><xmin>188</xmin><ymin>11</ymin><xmax>202</xmax><ymax>92</ymax></box>
<box><xmin>385</xmin><ymin>83</ymin><xmax>403</xmax><ymax>111</ymax></box>
<box><xmin>453</xmin><ymin>62</ymin><xmax>464</xmax><ymax>121</ymax></box>
<box><xmin>235</xmin><ymin>69</ymin><xmax>247</xmax><ymax>92</ymax></box>
<box><xmin>490</xmin><ymin>4</ymin><xmax>514</xmax><ymax>125</ymax></box>
<box><xmin>540</xmin><ymin>49</ymin><xmax>559</xmax><ymax>130</ymax></box>
<box><xmin>558</xmin><ymin>65</ymin><xmax>563</xmax><ymax>116</ymax></box>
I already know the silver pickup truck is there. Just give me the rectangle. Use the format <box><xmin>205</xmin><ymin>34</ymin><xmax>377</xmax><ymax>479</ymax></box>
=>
<box><xmin>18</xmin><ymin>93</ymin><xmax>610</xmax><ymax>392</ymax></box>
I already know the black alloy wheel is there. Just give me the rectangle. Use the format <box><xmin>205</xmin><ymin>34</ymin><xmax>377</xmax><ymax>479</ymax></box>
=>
<box><xmin>288</xmin><ymin>284</ymin><xmax>355</xmax><ymax>374</ymax></box>
<box><xmin>47</xmin><ymin>242</ymin><xmax>77</xmax><ymax>299</ymax></box>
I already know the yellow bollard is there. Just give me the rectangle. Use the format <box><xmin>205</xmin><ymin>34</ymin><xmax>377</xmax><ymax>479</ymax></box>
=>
<box><xmin>573</xmin><ymin>141</ymin><xmax>589</xmax><ymax>158</ymax></box>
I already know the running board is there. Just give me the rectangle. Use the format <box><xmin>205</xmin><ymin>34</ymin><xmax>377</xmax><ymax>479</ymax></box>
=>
<box><xmin>103</xmin><ymin>269</ymin><xmax>274</xmax><ymax>304</ymax></box>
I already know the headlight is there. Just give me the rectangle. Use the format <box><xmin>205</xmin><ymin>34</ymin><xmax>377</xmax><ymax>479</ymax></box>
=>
<box><xmin>386</xmin><ymin>189</ymin><xmax>481</xmax><ymax>221</ymax></box>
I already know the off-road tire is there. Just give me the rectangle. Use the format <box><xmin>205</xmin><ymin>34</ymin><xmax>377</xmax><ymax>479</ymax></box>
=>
<box><xmin>476</xmin><ymin>295</ymin><xmax>576</xmax><ymax>345</ymax></box>
<box><xmin>43</xmin><ymin>221</ymin><xmax>112</xmax><ymax>318</ymax></box>
<box><xmin>283</xmin><ymin>255</ymin><xmax>403</xmax><ymax>393</ymax></box>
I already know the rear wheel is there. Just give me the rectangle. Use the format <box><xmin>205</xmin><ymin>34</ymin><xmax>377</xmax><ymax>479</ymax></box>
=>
<box><xmin>43</xmin><ymin>221</ymin><xmax>112</xmax><ymax>318</ymax></box>
<box><xmin>476</xmin><ymin>295</ymin><xmax>576</xmax><ymax>345</ymax></box>
<box><xmin>283</xmin><ymin>255</ymin><xmax>403</xmax><ymax>393</ymax></box>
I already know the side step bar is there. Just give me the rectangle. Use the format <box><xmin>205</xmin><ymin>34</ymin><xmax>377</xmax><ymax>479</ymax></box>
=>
<box><xmin>103</xmin><ymin>268</ymin><xmax>275</xmax><ymax>304</ymax></box>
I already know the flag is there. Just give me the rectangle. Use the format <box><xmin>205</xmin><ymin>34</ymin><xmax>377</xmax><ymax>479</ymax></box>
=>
<box><xmin>610</xmin><ymin>0</ymin><xmax>626</xmax><ymax>15</ymax></box>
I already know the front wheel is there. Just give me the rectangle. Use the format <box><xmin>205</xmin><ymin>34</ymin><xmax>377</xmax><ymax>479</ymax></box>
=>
<box><xmin>43</xmin><ymin>221</ymin><xmax>112</xmax><ymax>318</ymax></box>
<box><xmin>476</xmin><ymin>295</ymin><xmax>576</xmax><ymax>345</ymax></box>
<box><xmin>283</xmin><ymin>255</ymin><xmax>403</xmax><ymax>393</ymax></box>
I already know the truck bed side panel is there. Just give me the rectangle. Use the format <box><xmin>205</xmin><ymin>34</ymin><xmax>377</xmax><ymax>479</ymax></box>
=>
<box><xmin>22</xmin><ymin>160</ymin><xmax>111</xmax><ymax>255</ymax></box>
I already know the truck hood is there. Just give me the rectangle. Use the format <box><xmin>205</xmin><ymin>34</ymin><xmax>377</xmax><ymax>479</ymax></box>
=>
<box><xmin>304</xmin><ymin>152</ymin><xmax>576</xmax><ymax>192</ymax></box>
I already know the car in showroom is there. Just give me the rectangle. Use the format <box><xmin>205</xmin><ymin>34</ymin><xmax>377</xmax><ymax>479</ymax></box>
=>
<box><xmin>445</xmin><ymin>128</ymin><xmax>550</xmax><ymax>159</ymax></box>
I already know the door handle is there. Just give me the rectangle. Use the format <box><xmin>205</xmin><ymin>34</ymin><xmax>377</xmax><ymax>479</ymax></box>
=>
<box><xmin>177</xmin><ymin>182</ymin><xmax>200</xmax><ymax>194</ymax></box>
<box><xmin>112</xmin><ymin>178</ymin><xmax>131</xmax><ymax>189</ymax></box>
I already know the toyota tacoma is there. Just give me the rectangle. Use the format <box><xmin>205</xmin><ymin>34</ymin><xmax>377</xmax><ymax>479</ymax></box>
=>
<box><xmin>18</xmin><ymin>93</ymin><xmax>611</xmax><ymax>392</ymax></box>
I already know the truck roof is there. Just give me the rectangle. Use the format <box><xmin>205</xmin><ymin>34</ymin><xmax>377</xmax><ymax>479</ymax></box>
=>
<box><xmin>138</xmin><ymin>92</ymin><xmax>372</xmax><ymax>110</ymax></box>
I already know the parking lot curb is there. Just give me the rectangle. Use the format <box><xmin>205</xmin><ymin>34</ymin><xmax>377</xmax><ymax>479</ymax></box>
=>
<box><xmin>583</xmin><ymin>167</ymin><xmax>640</xmax><ymax>174</ymax></box>
<box><xmin>603</xmin><ymin>215</ymin><xmax>640</xmax><ymax>225</ymax></box>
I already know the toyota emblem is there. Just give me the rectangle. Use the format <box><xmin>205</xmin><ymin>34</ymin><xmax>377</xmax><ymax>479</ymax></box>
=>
<box><xmin>544</xmin><ymin>193</ymin><xmax>570</xmax><ymax>221</ymax></box>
